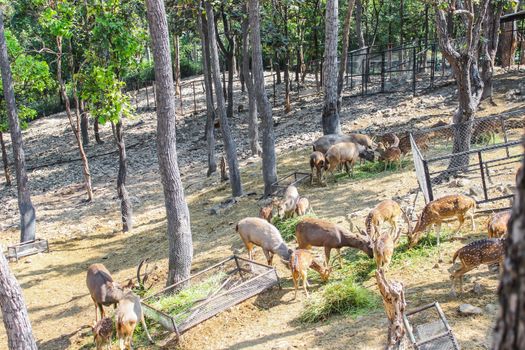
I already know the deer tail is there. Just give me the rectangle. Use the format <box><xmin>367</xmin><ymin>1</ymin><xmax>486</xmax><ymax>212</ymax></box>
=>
<box><xmin>452</xmin><ymin>249</ymin><xmax>460</xmax><ymax>264</ymax></box>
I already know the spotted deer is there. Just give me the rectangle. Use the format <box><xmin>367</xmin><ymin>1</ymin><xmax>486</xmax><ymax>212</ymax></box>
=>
<box><xmin>289</xmin><ymin>249</ymin><xmax>332</xmax><ymax>299</ymax></box>
<box><xmin>376</xmin><ymin>142</ymin><xmax>402</xmax><ymax>171</ymax></box>
<box><xmin>449</xmin><ymin>238</ymin><xmax>506</xmax><ymax>296</ymax></box>
<box><xmin>372</xmin><ymin>228</ymin><xmax>401</xmax><ymax>271</ymax></box>
<box><xmin>365</xmin><ymin>199</ymin><xmax>407</xmax><ymax>241</ymax></box>
<box><xmin>408</xmin><ymin>194</ymin><xmax>476</xmax><ymax>248</ymax></box>
<box><xmin>92</xmin><ymin>317</ymin><xmax>113</xmax><ymax>350</ymax></box>
<box><xmin>487</xmin><ymin>210</ymin><xmax>511</xmax><ymax>238</ymax></box>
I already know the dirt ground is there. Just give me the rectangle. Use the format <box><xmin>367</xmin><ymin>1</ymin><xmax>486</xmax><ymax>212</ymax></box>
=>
<box><xmin>0</xmin><ymin>69</ymin><xmax>524</xmax><ymax>350</ymax></box>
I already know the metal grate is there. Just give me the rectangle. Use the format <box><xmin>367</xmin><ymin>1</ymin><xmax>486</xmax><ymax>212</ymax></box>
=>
<box><xmin>271</xmin><ymin>171</ymin><xmax>312</xmax><ymax>196</ymax></box>
<box><xmin>6</xmin><ymin>239</ymin><xmax>49</xmax><ymax>262</ymax></box>
<box><xmin>141</xmin><ymin>256</ymin><xmax>280</xmax><ymax>337</ymax></box>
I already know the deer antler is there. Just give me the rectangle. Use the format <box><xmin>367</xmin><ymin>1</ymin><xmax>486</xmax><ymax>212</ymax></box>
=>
<box><xmin>137</xmin><ymin>258</ymin><xmax>153</xmax><ymax>292</ymax></box>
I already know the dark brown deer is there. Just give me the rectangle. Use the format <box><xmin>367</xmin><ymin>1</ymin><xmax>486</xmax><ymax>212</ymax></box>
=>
<box><xmin>324</xmin><ymin>142</ymin><xmax>360</xmax><ymax>179</ymax></box>
<box><xmin>92</xmin><ymin>317</ymin><xmax>113</xmax><ymax>350</ymax></box>
<box><xmin>449</xmin><ymin>238</ymin><xmax>506</xmax><ymax>295</ymax></box>
<box><xmin>378</xmin><ymin>133</ymin><xmax>400</xmax><ymax>148</ymax></box>
<box><xmin>295</xmin><ymin>217</ymin><xmax>373</xmax><ymax>268</ymax></box>
<box><xmin>289</xmin><ymin>249</ymin><xmax>332</xmax><ymax>299</ymax></box>
<box><xmin>309</xmin><ymin>151</ymin><xmax>326</xmax><ymax>185</ymax></box>
<box><xmin>86</xmin><ymin>264</ymin><xmax>127</xmax><ymax>322</ymax></box>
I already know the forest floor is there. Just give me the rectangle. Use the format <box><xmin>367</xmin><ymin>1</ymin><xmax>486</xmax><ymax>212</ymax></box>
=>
<box><xmin>0</xmin><ymin>69</ymin><xmax>524</xmax><ymax>350</ymax></box>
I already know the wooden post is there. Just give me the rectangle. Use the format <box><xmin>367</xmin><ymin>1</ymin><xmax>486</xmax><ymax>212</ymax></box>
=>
<box><xmin>375</xmin><ymin>269</ymin><xmax>406</xmax><ymax>350</ymax></box>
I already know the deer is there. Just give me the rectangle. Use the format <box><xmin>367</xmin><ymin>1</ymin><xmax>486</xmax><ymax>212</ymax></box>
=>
<box><xmin>376</xmin><ymin>142</ymin><xmax>402</xmax><ymax>171</ymax></box>
<box><xmin>295</xmin><ymin>217</ymin><xmax>373</xmax><ymax>268</ymax></box>
<box><xmin>365</xmin><ymin>199</ymin><xmax>407</xmax><ymax>241</ymax></box>
<box><xmin>259</xmin><ymin>201</ymin><xmax>275</xmax><ymax>223</ymax></box>
<box><xmin>372</xmin><ymin>228</ymin><xmax>401</xmax><ymax>271</ymax></box>
<box><xmin>487</xmin><ymin>210</ymin><xmax>511</xmax><ymax>238</ymax></box>
<box><xmin>378</xmin><ymin>133</ymin><xmax>400</xmax><ymax>148</ymax></box>
<box><xmin>408</xmin><ymin>194</ymin><xmax>476</xmax><ymax>249</ymax></box>
<box><xmin>310</xmin><ymin>151</ymin><xmax>326</xmax><ymax>185</ymax></box>
<box><xmin>324</xmin><ymin>142</ymin><xmax>360</xmax><ymax>179</ymax></box>
<box><xmin>449</xmin><ymin>238</ymin><xmax>506</xmax><ymax>296</ymax></box>
<box><xmin>312</xmin><ymin>133</ymin><xmax>376</xmax><ymax>154</ymax></box>
<box><xmin>116</xmin><ymin>286</ymin><xmax>153</xmax><ymax>350</ymax></box>
<box><xmin>92</xmin><ymin>317</ymin><xmax>113</xmax><ymax>350</ymax></box>
<box><xmin>276</xmin><ymin>185</ymin><xmax>299</xmax><ymax>219</ymax></box>
<box><xmin>289</xmin><ymin>249</ymin><xmax>332</xmax><ymax>299</ymax></box>
<box><xmin>236</xmin><ymin>217</ymin><xmax>293</xmax><ymax>265</ymax></box>
<box><xmin>295</xmin><ymin>197</ymin><xmax>310</xmax><ymax>216</ymax></box>
<box><xmin>86</xmin><ymin>263</ymin><xmax>127</xmax><ymax>322</ymax></box>
<box><xmin>398</xmin><ymin>133</ymin><xmax>429</xmax><ymax>156</ymax></box>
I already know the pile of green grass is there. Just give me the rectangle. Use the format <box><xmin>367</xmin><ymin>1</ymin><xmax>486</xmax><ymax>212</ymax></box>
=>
<box><xmin>332</xmin><ymin>158</ymin><xmax>413</xmax><ymax>181</ymax></box>
<box><xmin>272</xmin><ymin>213</ymin><xmax>317</xmax><ymax>242</ymax></box>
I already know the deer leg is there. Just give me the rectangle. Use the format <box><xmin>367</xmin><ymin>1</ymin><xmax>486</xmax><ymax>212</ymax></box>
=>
<box><xmin>337</xmin><ymin>248</ymin><xmax>343</xmax><ymax>268</ymax></box>
<box><xmin>324</xmin><ymin>246</ymin><xmax>332</xmax><ymax>268</ymax></box>
<box><xmin>99</xmin><ymin>304</ymin><xmax>105</xmax><ymax>320</ymax></box>
<box><xmin>455</xmin><ymin>215</ymin><xmax>465</xmax><ymax>236</ymax></box>
<box><xmin>93</xmin><ymin>299</ymin><xmax>99</xmax><ymax>323</ymax></box>
<box><xmin>310</xmin><ymin>167</ymin><xmax>314</xmax><ymax>185</ymax></box>
<box><xmin>263</xmin><ymin>249</ymin><xmax>273</xmax><ymax>266</ymax></box>
<box><xmin>292</xmin><ymin>276</ymin><xmax>299</xmax><ymax>300</ymax></box>
<box><xmin>141</xmin><ymin>313</ymin><xmax>153</xmax><ymax>343</ymax></box>
<box><xmin>119</xmin><ymin>337</ymin><xmax>125</xmax><ymax>350</ymax></box>
<box><xmin>435</xmin><ymin>222</ymin><xmax>442</xmax><ymax>246</ymax></box>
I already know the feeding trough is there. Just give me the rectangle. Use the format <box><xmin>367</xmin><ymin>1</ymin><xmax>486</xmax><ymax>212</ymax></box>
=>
<box><xmin>403</xmin><ymin>302</ymin><xmax>460</xmax><ymax>350</ymax></box>
<box><xmin>271</xmin><ymin>171</ymin><xmax>311</xmax><ymax>196</ymax></box>
<box><xmin>141</xmin><ymin>255</ymin><xmax>280</xmax><ymax>338</ymax></box>
<box><xmin>5</xmin><ymin>239</ymin><xmax>49</xmax><ymax>262</ymax></box>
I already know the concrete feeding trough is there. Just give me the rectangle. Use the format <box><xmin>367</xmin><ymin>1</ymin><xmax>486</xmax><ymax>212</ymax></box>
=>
<box><xmin>270</xmin><ymin>171</ymin><xmax>312</xmax><ymax>196</ymax></box>
<box><xmin>141</xmin><ymin>255</ymin><xmax>280</xmax><ymax>338</ymax></box>
<box><xmin>6</xmin><ymin>238</ymin><xmax>50</xmax><ymax>262</ymax></box>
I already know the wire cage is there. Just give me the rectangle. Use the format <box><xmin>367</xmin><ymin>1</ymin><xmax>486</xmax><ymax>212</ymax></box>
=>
<box><xmin>410</xmin><ymin>109</ymin><xmax>524</xmax><ymax>211</ymax></box>
<box><xmin>141</xmin><ymin>256</ymin><xmax>280</xmax><ymax>338</ymax></box>
<box><xmin>403</xmin><ymin>302</ymin><xmax>460</xmax><ymax>350</ymax></box>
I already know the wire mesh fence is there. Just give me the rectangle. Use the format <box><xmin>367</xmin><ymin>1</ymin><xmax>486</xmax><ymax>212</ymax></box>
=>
<box><xmin>410</xmin><ymin>109</ymin><xmax>524</xmax><ymax>209</ymax></box>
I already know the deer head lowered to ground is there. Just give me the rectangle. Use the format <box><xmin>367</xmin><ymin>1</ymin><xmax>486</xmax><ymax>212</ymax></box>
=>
<box><xmin>289</xmin><ymin>249</ymin><xmax>332</xmax><ymax>299</ymax></box>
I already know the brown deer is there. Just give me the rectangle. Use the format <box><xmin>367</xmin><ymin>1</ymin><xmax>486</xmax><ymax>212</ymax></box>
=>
<box><xmin>312</xmin><ymin>133</ymin><xmax>376</xmax><ymax>154</ymax></box>
<box><xmin>236</xmin><ymin>217</ymin><xmax>293</xmax><ymax>265</ymax></box>
<box><xmin>372</xmin><ymin>229</ymin><xmax>401</xmax><ymax>271</ymax></box>
<box><xmin>324</xmin><ymin>142</ymin><xmax>360</xmax><ymax>179</ymax></box>
<box><xmin>289</xmin><ymin>249</ymin><xmax>332</xmax><ymax>299</ymax></box>
<box><xmin>487</xmin><ymin>210</ymin><xmax>511</xmax><ymax>238</ymax></box>
<box><xmin>86</xmin><ymin>263</ymin><xmax>127</xmax><ymax>322</ymax></box>
<box><xmin>398</xmin><ymin>133</ymin><xmax>429</xmax><ymax>156</ymax></box>
<box><xmin>259</xmin><ymin>201</ymin><xmax>275</xmax><ymax>223</ymax></box>
<box><xmin>116</xmin><ymin>287</ymin><xmax>153</xmax><ymax>349</ymax></box>
<box><xmin>295</xmin><ymin>217</ymin><xmax>373</xmax><ymax>268</ymax></box>
<box><xmin>449</xmin><ymin>238</ymin><xmax>506</xmax><ymax>295</ymax></box>
<box><xmin>376</xmin><ymin>142</ymin><xmax>402</xmax><ymax>171</ymax></box>
<box><xmin>295</xmin><ymin>197</ymin><xmax>310</xmax><ymax>216</ymax></box>
<box><xmin>378</xmin><ymin>133</ymin><xmax>400</xmax><ymax>148</ymax></box>
<box><xmin>365</xmin><ymin>199</ymin><xmax>407</xmax><ymax>240</ymax></box>
<box><xmin>408</xmin><ymin>194</ymin><xmax>476</xmax><ymax>248</ymax></box>
<box><xmin>309</xmin><ymin>151</ymin><xmax>325</xmax><ymax>185</ymax></box>
<box><xmin>276</xmin><ymin>185</ymin><xmax>299</xmax><ymax>219</ymax></box>
<box><xmin>92</xmin><ymin>317</ymin><xmax>113</xmax><ymax>350</ymax></box>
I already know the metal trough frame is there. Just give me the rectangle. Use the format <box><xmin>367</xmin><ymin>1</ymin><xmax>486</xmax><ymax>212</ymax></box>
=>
<box><xmin>6</xmin><ymin>238</ymin><xmax>49</xmax><ymax>262</ymax></box>
<box><xmin>270</xmin><ymin>171</ymin><xmax>312</xmax><ymax>195</ymax></box>
<box><xmin>141</xmin><ymin>255</ymin><xmax>280</xmax><ymax>338</ymax></box>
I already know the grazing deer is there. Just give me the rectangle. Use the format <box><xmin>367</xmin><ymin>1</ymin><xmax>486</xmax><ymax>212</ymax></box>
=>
<box><xmin>116</xmin><ymin>286</ymin><xmax>153</xmax><ymax>350</ymax></box>
<box><xmin>398</xmin><ymin>133</ymin><xmax>429</xmax><ymax>156</ymax></box>
<box><xmin>295</xmin><ymin>217</ymin><xmax>373</xmax><ymax>268</ymax></box>
<box><xmin>324</xmin><ymin>142</ymin><xmax>360</xmax><ymax>179</ymax></box>
<box><xmin>408</xmin><ymin>194</ymin><xmax>476</xmax><ymax>248</ymax></box>
<box><xmin>365</xmin><ymin>199</ymin><xmax>405</xmax><ymax>240</ymax></box>
<box><xmin>289</xmin><ymin>249</ymin><xmax>332</xmax><ymax>299</ymax></box>
<box><xmin>449</xmin><ymin>238</ymin><xmax>506</xmax><ymax>296</ymax></box>
<box><xmin>295</xmin><ymin>197</ymin><xmax>310</xmax><ymax>216</ymax></box>
<box><xmin>312</xmin><ymin>133</ymin><xmax>375</xmax><ymax>154</ymax></box>
<box><xmin>92</xmin><ymin>317</ymin><xmax>113</xmax><ymax>350</ymax></box>
<box><xmin>376</xmin><ymin>142</ymin><xmax>402</xmax><ymax>171</ymax></box>
<box><xmin>259</xmin><ymin>202</ymin><xmax>275</xmax><ymax>223</ymax></box>
<box><xmin>372</xmin><ymin>229</ymin><xmax>401</xmax><ymax>271</ymax></box>
<box><xmin>379</xmin><ymin>133</ymin><xmax>400</xmax><ymax>148</ymax></box>
<box><xmin>277</xmin><ymin>185</ymin><xmax>299</xmax><ymax>219</ymax></box>
<box><xmin>236</xmin><ymin>217</ymin><xmax>293</xmax><ymax>265</ymax></box>
<box><xmin>472</xmin><ymin>120</ymin><xmax>499</xmax><ymax>145</ymax></box>
<box><xmin>310</xmin><ymin>151</ymin><xmax>326</xmax><ymax>185</ymax></box>
<box><xmin>86</xmin><ymin>263</ymin><xmax>126</xmax><ymax>322</ymax></box>
<box><xmin>487</xmin><ymin>210</ymin><xmax>511</xmax><ymax>238</ymax></box>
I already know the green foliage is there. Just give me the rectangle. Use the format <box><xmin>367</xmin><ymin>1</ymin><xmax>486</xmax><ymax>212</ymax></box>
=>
<box><xmin>272</xmin><ymin>213</ymin><xmax>317</xmax><ymax>242</ymax></box>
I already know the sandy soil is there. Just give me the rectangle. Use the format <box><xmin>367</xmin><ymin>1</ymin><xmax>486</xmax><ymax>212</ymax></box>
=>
<box><xmin>0</xmin><ymin>69</ymin><xmax>523</xmax><ymax>350</ymax></box>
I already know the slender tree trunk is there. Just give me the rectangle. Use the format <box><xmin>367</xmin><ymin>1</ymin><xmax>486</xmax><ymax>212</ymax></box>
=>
<box><xmin>0</xmin><ymin>131</ymin><xmax>11</xmax><ymax>186</ymax></box>
<box><xmin>284</xmin><ymin>6</ymin><xmax>291</xmax><ymax>114</ymax></box>
<box><xmin>355</xmin><ymin>0</ymin><xmax>365</xmax><ymax>48</ymax></box>
<box><xmin>492</xmin><ymin>152</ymin><xmax>525</xmax><ymax>349</ymax></box>
<box><xmin>93</xmin><ymin>117</ymin><xmax>104</xmax><ymax>144</ymax></box>
<box><xmin>0</xmin><ymin>252</ymin><xmax>38</xmax><ymax>350</ymax></box>
<box><xmin>481</xmin><ymin>2</ymin><xmax>503</xmax><ymax>102</ymax></box>
<box><xmin>112</xmin><ymin>121</ymin><xmax>132</xmax><ymax>232</ymax></box>
<box><xmin>146</xmin><ymin>0</ymin><xmax>193</xmax><ymax>287</ymax></box>
<box><xmin>321</xmin><ymin>0</ymin><xmax>340</xmax><ymax>135</ymax></box>
<box><xmin>199</xmin><ymin>11</ymin><xmax>217</xmax><ymax>176</ymax></box>
<box><xmin>274</xmin><ymin>52</ymin><xmax>281</xmax><ymax>84</ymax></box>
<box><xmin>338</xmin><ymin>0</ymin><xmax>356</xmax><ymax>106</ymax></box>
<box><xmin>0</xmin><ymin>13</ymin><xmax>36</xmax><ymax>242</ymax></box>
<box><xmin>241</xmin><ymin>12</ymin><xmax>262</xmax><ymax>157</ymax></box>
<box><xmin>80</xmin><ymin>100</ymin><xmax>89</xmax><ymax>146</ymax></box>
<box><xmin>376</xmin><ymin>269</ymin><xmax>406</xmax><ymax>349</ymax></box>
<box><xmin>227</xmin><ymin>51</ymin><xmax>234</xmax><ymax>119</ymax></box>
<box><xmin>249</xmin><ymin>0</ymin><xmax>277</xmax><ymax>197</ymax></box>
<box><xmin>173</xmin><ymin>34</ymin><xmax>181</xmax><ymax>97</ymax></box>
<box><xmin>205</xmin><ymin>1</ymin><xmax>243</xmax><ymax>197</ymax></box>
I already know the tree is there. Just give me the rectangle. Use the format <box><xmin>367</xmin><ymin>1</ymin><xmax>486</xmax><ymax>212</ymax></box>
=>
<box><xmin>492</xmin><ymin>155</ymin><xmax>525</xmax><ymax>348</ymax></box>
<box><xmin>0</xmin><ymin>131</ymin><xmax>10</xmax><ymax>186</ymax></box>
<box><xmin>241</xmin><ymin>6</ymin><xmax>262</xmax><ymax>157</ymax></box>
<box><xmin>0</xmin><ymin>10</ymin><xmax>36</xmax><ymax>243</ymax></box>
<box><xmin>376</xmin><ymin>269</ymin><xmax>406</xmax><ymax>350</ymax></box>
<box><xmin>205</xmin><ymin>1</ymin><xmax>243</xmax><ymax>197</ymax></box>
<box><xmin>0</xmin><ymin>252</ymin><xmax>37</xmax><ymax>350</ymax></box>
<box><xmin>249</xmin><ymin>0</ymin><xmax>277</xmax><ymax>197</ymax></box>
<box><xmin>480</xmin><ymin>0</ymin><xmax>504</xmax><ymax>103</ymax></box>
<box><xmin>337</xmin><ymin>0</ymin><xmax>356</xmax><ymax>107</ymax></box>
<box><xmin>145</xmin><ymin>0</ymin><xmax>193</xmax><ymax>286</ymax></box>
<box><xmin>321</xmin><ymin>0</ymin><xmax>340</xmax><ymax>135</ymax></box>
<box><xmin>434</xmin><ymin>0</ymin><xmax>490</xmax><ymax>173</ymax></box>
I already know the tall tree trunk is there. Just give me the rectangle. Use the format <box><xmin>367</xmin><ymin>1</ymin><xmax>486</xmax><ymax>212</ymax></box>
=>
<box><xmin>274</xmin><ymin>52</ymin><xmax>281</xmax><ymax>84</ymax></box>
<box><xmin>0</xmin><ymin>252</ymin><xmax>38</xmax><ymax>350</ymax></box>
<box><xmin>249</xmin><ymin>0</ymin><xmax>277</xmax><ymax>197</ymax></box>
<box><xmin>80</xmin><ymin>100</ymin><xmax>89</xmax><ymax>146</ymax></box>
<box><xmin>337</xmin><ymin>0</ymin><xmax>356</xmax><ymax>106</ymax></box>
<box><xmin>56</xmin><ymin>37</ymin><xmax>93</xmax><ymax>201</ymax></box>
<box><xmin>93</xmin><ymin>117</ymin><xmax>104</xmax><ymax>144</ymax></box>
<box><xmin>376</xmin><ymin>269</ymin><xmax>406</xmax><ymax>349</ymax></box>
<box><xmin>321</xmin><ymin>0</ymin><xmax>340</xmax><ymax>135</ymax></box>
<box><xmin>283</xmin><ymin>6</ymin><xmax>291</xmax><ymax>114</ymax></box>
<box><xmin>241</xmin><ymin>12</ymin><xmax>262</xmax><ymax>157</ymax></box>
<box><xmin>216</xmin><ymin>11</ymin><xmax>235</xmax><ymax>120</ymax></box>
<box><xmin>112</xmin><ymin>121</ymin><xmax>132</xmax><ymax>232</ymax></box>
<box><xmin>355</xmin><ymin>0</ymin><xmax>365</xmax><ymax>48</ymax></box>
<box><xmin>0</xmin><ymin>131</ymin><xmax>11</xmax><ymax>186</ymax></box>
<box><xmin>0</xmin><ymin>12</ymin><xmax>36</xmax><ymax>242</ymax></box>
<box><xmin>492</xmin><ymin>151</ymin><xmax>525</xmax><ymax>349</ymax></box>
<box><xmin>205</xmin><ymin>1</ymin><xmax>243</xmax><ymax>197</ymax></box>
<box><xmin>481</xmin><ymin>1</ymin><xmax>503</xmax><ymax>102</ymax></box>
<box><xmin>146</xmin><ymin>0</ymin><xmax>193</xmax><ymax>287</ymax></box>
<box><xmin>498</xmin><ymin>6</ymin><xmax>519</xmax><ymax>68</ymax></box>
<box><xmin>199</xmin><ymin>11</ymin><xmax>217</xmax><ymax>177</ymax></box>
<box><xmin>173</xmin><ymin>34</ymin><xmax>181</xmax><ymax>97</ymax></box>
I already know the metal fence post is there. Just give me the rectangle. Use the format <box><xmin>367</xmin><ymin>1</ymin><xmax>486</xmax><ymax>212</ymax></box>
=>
<box><xmin>381</xmin><ymin>51</ymin><xmax>386</xmax><ymax>92</ymax></box>
<box><xmin>423</xmin><ymin>160</ymin><xmax>434</xmax><ymax>202</ymax></box>
<box><xmin>350</xmin><ymin>54</ymin><xmax>354</xmax><ymax>89</ymax></box>
<box><xmin>430</xmin><ymin>43</ymin><xmax>436</xmax><ymax>88</ymax></box>
<box><xmin>478</xmin><ymin>151</ymin><xmax>489</xmax><ymax>201</ymax></box>
<box><xmin>412</xmin><ymin>47</ymin><xmax>417</xmax><ymax>95</ymax></box>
